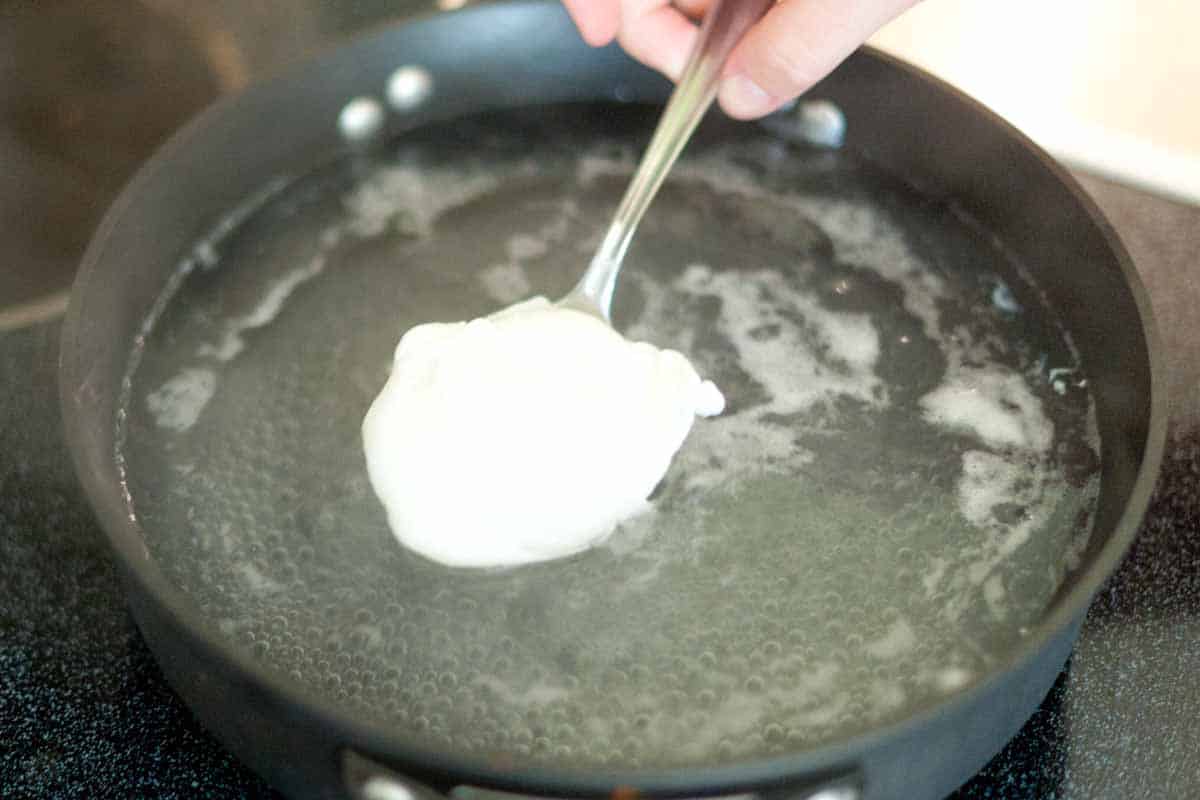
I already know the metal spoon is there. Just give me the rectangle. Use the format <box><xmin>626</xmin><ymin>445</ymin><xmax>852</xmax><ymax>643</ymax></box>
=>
<box><xmin>560</xmin><ymin>0</ymin><xmax>775</xmax><ymax>322</ymax></box>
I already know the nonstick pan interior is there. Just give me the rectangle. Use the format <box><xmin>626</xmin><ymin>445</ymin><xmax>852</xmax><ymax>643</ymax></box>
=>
<box><xmin>117</xmin><ymin>101</ymin><xmax>1101</xmax><ymax>770</ymax></box>
<box><xmin>60</xmin><ymin>3</ymin><xmax>1164</xmax><ymax>797</ymax></box>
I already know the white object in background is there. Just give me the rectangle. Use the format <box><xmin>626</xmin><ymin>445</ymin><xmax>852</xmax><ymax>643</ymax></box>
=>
<box><xmin>1028</xmin><ymin>116</ymin><xmax>1200</xmax><ymax>206</ymax></box>
<box><xmin>871</xmin><ymin>0</ymin><xmax>1200</xmax><ymax>205</ymax></box>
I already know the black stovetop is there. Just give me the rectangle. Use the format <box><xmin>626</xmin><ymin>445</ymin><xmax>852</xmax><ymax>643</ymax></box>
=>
<box><xmin>2</xmin><ymin>3</ymin><xmax>1199</xmax><ymax>798</ymax></box>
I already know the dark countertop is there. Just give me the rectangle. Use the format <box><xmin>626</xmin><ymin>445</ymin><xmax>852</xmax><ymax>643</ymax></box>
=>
<box><xmin>1</xmin><ymin>172</ymin><xmax>1197</xmax><ymax>799</ymax></box>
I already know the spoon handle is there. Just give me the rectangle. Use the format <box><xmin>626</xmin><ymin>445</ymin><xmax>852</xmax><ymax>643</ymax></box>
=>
<box><xmin>569</xmin><ymin>0</ymin><xmax>775</xmax><ymax>320</ymax></box>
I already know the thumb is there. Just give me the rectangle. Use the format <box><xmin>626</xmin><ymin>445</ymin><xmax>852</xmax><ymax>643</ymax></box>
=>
<box><xmin>562</xmin><ymin>0</ymin><xmax>620</xmax><ymax>46</ymax></box>
<box><xmin>718</xmin><ymin>0</ymin><xmax>917</xmax><ymax>119</ymax></box>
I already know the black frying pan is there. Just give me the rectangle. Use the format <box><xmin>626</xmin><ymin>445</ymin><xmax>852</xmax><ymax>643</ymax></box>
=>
<box><xmin>60</xmin><ymin>3</ymin><xmax>1165</xmax><ymax>799</ymax></box>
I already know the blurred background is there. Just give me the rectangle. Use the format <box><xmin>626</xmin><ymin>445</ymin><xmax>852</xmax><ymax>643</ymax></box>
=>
<box><xmin>2</xmin><ymin>0</ymin><xmax>1196</xmax><ymax>316</ymax></box>
<box><xmin>871</xmin><ymin>0</ymin><xmax>1200</xmax><ymax>204</ymax></box>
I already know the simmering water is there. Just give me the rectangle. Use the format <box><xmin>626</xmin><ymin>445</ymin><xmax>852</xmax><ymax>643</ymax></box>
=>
<box><xmin>118</xmin><ymin>105</ymin><xmax>1100</xmax><ymax>769</ymax></box>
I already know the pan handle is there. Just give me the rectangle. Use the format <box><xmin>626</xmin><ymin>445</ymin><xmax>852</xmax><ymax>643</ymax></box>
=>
<box><xmin>342</xmin><ymin>749</ymin><xmax>863</xmax><ymax>800</ymax></box>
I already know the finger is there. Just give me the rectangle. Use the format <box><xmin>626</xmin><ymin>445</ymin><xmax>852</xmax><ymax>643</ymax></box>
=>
<box><xmin>718</xmin><ymin>0</ymin><xmax>917</xmax><ymax>119</ymax></box>
<box><xmin>563</xmin><ymin>0</ymin><xmax>621</xmax><ymax>46</ymax></box>
<box><xmin>617</xmin><ymin>0</ymin><xmax>701</xmax><ymax>82</ymax></box>
<box><xmin>672</xmin><ymin>0</ymin><xmax>711</xmax><ymax>21</ymax></box>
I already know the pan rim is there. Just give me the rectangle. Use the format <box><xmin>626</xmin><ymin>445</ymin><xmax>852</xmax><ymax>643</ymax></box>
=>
<box><xmin>60</xmin><ymin>4</ymin><xmax>1168</xmax><ymax>795</ymax></box>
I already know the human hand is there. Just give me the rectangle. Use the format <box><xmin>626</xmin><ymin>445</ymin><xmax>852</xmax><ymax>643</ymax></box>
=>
<box><xmin>562</xmin><ymin>0</ymin><xmax>918</xmax><ymax>119</ymax></box>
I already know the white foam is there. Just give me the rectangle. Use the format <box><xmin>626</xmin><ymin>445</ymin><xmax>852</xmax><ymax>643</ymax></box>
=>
<box><xmin>920</xmin><ymin>367</ymin><xmax>1053</xmax><ymax>451</ymax></box>
<box><xmin>194</xmin><ymin>161</ymin><xmax>509</xmax><ymax>365</ymax></box>
<box><xmin>983</xmin><ymin>574</ymin><xmax>1008</xmax><ymax>620</ymax></box>
<box><xmin>579</xmin><ymin>148</ymin><xmax>947</xmax><ymax>339</ymax></box>
<box><xmin>478</xmin><ymin>201</ymin><xmax>578</xmax><ymax>305</ymax></box>
<box><xmin>628</xmin><ymin>264</ymin><xmax>883</xmax><ymax>489</ymax></box>
<box><xmin>580</xmin><ymin>145</ymin><xmax>1070</xmax><ymax>586</ymax></box>
<box><xmin>811</xmin><ymin>305</ymin><xmax>882</xmax><ymax>372</ymax></box>
<box><xmin>955</xmin><ymin>449</ymin><xmax>1061</xmax><ymax>593</ymax></box>
<box><xmin>576</xmin><ymin>149</ymin><xmax>635</xmax><ymax>187</ymax></box>
<box><xmin>864</xmin><ymin>618</ymin><xmax>917</xmax><ymax>660</ymax></box>
<box><xmin>198</xmin><ymin>255</ymin><xmax>327</xmax><ymax>362</ymax></box>
<box><xmin>188</xmin><ymin>178</ymin><xmax>289</xmax><ymax>271</ymax></box>
<box><xmin>958</xmin><ymin>450</ymin><xmax>1027</xmax><ymax>529</ymax></box>
<box><xmin>235</xmin><ymin>561</ymin><xmax>284</xmax><ymax>595</ymax></box>
<box><xmin>787</xmin><ymin>196</ymin><xmax>946</xmax><ymax>340</ymax></box>
<box><xmin>913</xmin><ymin>317</ymin><xmax>1068</xmax><ymax>605</ymax></box>
<box><xmin>922</xmin><ymin>557</ymin><xmax>949</xmax><ymax>598</ymax></box>
<box><xmin>343</xmin><ymin>164</ymin><xmax>498</xmax><ymax>239</ymax></box>
<box><xmin>145</xmin><ymin>367</ymin><xmax>217</xmax><ymax>432</ymax></box>
<box><xmin>934</xmin><ymin>666</ymin><xmax>973</xmax><ymax>692</ymax></box>
<box><xmin>477</xmin><ymin>262</ymin><xmax>532</xmax><ymax>305</ymax></box>
<box><xmin>678</xmin><ymin>266</ymin><xmax>883</xmax><ymax>413</ymax></box>
<box><xmin>506</xmin><ymin>233</ymin><xmax>549</xmax><ymax>262</ymax></box>
<box><xmin>193</xmin><ymin>241</ymin><xmax>219</xmax><ymax>270</ymax></box>
<box><xmin>475</xmin><ymin>676</ymin><xmax>570</xmax><ymax>707</ymax></box>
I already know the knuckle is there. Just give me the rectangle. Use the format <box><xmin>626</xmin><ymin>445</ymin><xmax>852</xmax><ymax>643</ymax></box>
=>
<box><xmin>756</xmin><ymin>36</ymin><xmax>819</xmax><ymax>94</ymax></box>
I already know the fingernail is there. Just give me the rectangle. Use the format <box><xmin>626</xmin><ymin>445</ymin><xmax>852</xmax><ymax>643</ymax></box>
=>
<box><xmin>720</xmin><ymin>74</ymin><xmax>775</xmax><ymax>119</ymax></box>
